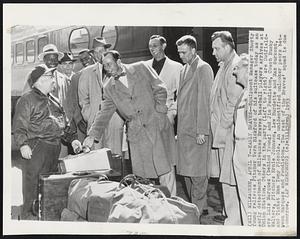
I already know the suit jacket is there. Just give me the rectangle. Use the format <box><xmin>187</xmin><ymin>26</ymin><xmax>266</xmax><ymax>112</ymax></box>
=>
<box><xmin>145</xmin><ymin>57</ymin><xmax>182</xmax><ymax>116</ymax></box>
<box><xmin>78</xmin><ymin>62</ymin><xmax>104</xmax><ymax>131</ymax></box>
<box><xmin>210</xmin><ymin>50</ymin><xmax>243</xmax><ymax>185</ymax></box>
<box><xmin>67</xmin><ymin>70</ymin><xmax>85</xmax><ymax>129</ymax></box>
<box><xmin>88</xmin><ymin>61</ymin><xmax>177</xmax><ymax>178</ymax></box>
<box><xmin>176</xmin><ymin>55</ymin><xmax>213</xmax><ymax>177</ymax></box>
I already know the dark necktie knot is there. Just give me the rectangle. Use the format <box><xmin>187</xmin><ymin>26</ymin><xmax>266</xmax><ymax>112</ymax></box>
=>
<box><xmin>114</xmin><ymin>71</ymin><xmax>126</xmax><ymax>80</ymax></box>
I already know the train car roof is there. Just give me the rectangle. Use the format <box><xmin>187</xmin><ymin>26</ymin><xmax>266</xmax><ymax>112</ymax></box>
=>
<box><xmin>10</xmin><ymin>25</ymin><xmax>77</xmax><ymax>42</ymax></box>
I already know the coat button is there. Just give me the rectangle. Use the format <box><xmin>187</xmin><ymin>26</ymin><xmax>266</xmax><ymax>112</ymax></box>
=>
<box><xmin>143</xmin><ymin>124</ymin><xmax>146</xmax><ymax>127</ymax></box>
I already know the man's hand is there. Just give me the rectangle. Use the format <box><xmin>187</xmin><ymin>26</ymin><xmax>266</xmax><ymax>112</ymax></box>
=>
<box><xmin>196</xmin><ymin>134</ymin><xmax>206</xmax><ymax>145</ymax></box>
<box><xmin>20</xmin><ymin>145</ymin><xmax>32</xmax><ymax>160</ymax></box>
<box><xmin>82</xmin><ymin>136</ymin><xmax>95</xmax><ymax>152</ymax></box>
<box><xmin>71</xmin><ymin>140</ymin><xmax>82</xmax><ymax>154</ymax></box>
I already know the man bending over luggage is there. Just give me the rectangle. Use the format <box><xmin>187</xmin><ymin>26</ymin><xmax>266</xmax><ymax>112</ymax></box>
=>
<box><xmin>13</xmin><ymin>65</ymin><xmax>81</xmax><ymax>220</ymax></box>
<box><xmin>83</xmin><ymin>50</ymin><xmax>177</xmax><ymax>196</ymax></box>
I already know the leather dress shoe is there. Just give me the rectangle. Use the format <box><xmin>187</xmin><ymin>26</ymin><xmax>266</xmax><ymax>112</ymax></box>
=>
<box><xmin>201</xmin><ymin>209</ymin><xmax>209</xmax><ymax>216</ymax></box>
<box><xmin>213</xmin><ymin>214</ymin><xmax>227</xmax><ymax>223</ymax></box>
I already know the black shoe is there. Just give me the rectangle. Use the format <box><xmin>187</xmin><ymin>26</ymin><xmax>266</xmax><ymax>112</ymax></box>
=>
<box><xmin>201</xmin><ymin>209</ymin><xmax>209</xmax><ymax>216</ymax></box>
<box><xmin>31</xmin><ymin>199</ymin><xmax>39</xmax><ymax>217</ymax></box>
<box><xmin>213</xmin><ymin>214</ymin><xmax>227</xmax><ymax>223</ymax></box>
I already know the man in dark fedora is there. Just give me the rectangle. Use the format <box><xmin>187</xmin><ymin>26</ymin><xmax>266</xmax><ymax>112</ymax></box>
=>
<box><xmin>57</xmin><ymin>52</ymin><xmax>78</xmax><ymax>156</ymax></box>
<box><xmin>59</xmin><ymin>52</ymin><xmax>77</xmax><ymax>81</ymax></box>
<box><xmin>78</xmin><ymin>37</ymin><xmax>125</xmax><ymax>155</ymax></box>
<box><xmin>67</xmin><ymin>49</ymin><xmax>96</xmax><ymax>143</ymax></box>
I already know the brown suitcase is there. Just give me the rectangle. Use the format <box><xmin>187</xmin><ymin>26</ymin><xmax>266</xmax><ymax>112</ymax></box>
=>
<box><xmin>38</xmin><ymin>154</ymin><xmax>123</xmax><ymax>221</ymax></box>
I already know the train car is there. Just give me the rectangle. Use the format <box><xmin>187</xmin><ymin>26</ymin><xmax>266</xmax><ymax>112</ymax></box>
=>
<box><xmin>11</xmin><ymin>25</ymin><xmax>262</xmax><ymax>109</ymax></box>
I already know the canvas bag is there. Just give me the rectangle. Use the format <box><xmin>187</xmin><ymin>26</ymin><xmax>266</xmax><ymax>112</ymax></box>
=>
<box><xmin>67</xmin><ymin>175</ymin><xmax>119</xmax><ymax>220</ymax></box>
<box><xmin>108</xmin><ymin>175</ymin><xmax>200</xmax><ymax>224</ymax></box>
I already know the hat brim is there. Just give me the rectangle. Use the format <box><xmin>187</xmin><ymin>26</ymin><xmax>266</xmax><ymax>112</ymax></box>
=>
<box><xmin>59</xmin><ymin>59</ymin><xmax>77</xmax><ymax>64</ymax></box>
<box><xmin>38</xmin><ymin>52</ymin><xmax>64</xmax><ymax>62</ymax></box>
<box><xmin>92</xmin><ymin>43</ymin><xmax>112</xmax><ymax>49</ymax></box>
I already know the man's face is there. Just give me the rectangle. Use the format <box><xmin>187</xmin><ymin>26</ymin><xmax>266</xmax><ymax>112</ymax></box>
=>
<box><xmin>79</xmin><ymin>52</ymin><xmax>94</xmax><ymax>67</ymax></box>
<box><xmin>61</xmin><ymin>61</ymin><xmax>74</xmax><ymax>76</ymax></box>
<box><xmin>43</xmin><ymin>54</ymin><xmax>59</xmax><ymax>68</ymax></box>
<box><xmin>212</xmin><ymin>37</ymin><xmax>230</xmax><ymax>62</ymax></box>
<box><xmin>94</xmin><ymin>46</ymin><xmax>107</xmax><ymax>62</ymax></box>
<box><xmin>39</xmin><ymin>72</ymin><xmax>56</xmax><ymax>93</ymax></box>
<box><xmin>177</xmin><ymin>44</ymin><xmax>195</xmax><ymax>64</ymax></box>
<box><xmin>149</xmin><ymin>38</ymin><xmax>164</xmax><ymax>59</ymax></box>
<box><xmin>103</xmin><ymin>54</ymin><xmax>121</xmax><ymax>78</ymax></box>
<box><xmin>232</xmin><ymin>60</ymin><xmax>248</xmax><ymax>88</ymax></box>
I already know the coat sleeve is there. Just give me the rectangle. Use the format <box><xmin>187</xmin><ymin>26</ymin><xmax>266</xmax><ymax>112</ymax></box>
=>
<box><xmin>87</xmin><ymin>87</ymin><xmax>116</xmax><ymax>142</ymax></box>
<box><xmin>196</xmin><ymin>64</ymin><xmax>213</xmax><ymax>135</ymax></box>
<box><xmin>78</xmin><ymin>69</ymin><xmax>92</xmax><ymax>122</ymax></box>
<box><xmin>167</xmin><ymin>63</ymin><xmax>182</xmax><ymax>116</ymax></box>
<box><xmin>142</xmin><ymin>63</ymin><xmax>168</xmax><ymax>114</ymax></box>
<box><xmin>220</xmin><ymin>73</ymin><xmax>243</xmax><ymax>129</ymax></box>
<box><xmin>13</xmin><ymin>97</ymin><xmax>31</xmax><ymax>148</ymax></box>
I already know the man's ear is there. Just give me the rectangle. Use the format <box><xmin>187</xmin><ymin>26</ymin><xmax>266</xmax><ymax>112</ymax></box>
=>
<box><xmin>191</xmin><ymin>47</ymin><xmax>196</xmax><ymax>55</ymax></box>
<box><xmin>162</xmin><ymin>43</ymin><xmax>167</xmax><ymax>51</ymax></box>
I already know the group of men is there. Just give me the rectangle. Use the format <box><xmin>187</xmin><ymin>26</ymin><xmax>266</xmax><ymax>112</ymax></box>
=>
<box><xmin>13</xmin><ymin>31</ymin><xmax>249</xmax><ymax>225</ymax></box>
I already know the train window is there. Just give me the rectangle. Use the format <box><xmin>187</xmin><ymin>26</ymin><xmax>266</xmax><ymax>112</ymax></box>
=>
<box><xmin>69</xmin><ymin>27</ymin><xmax>89</xmax><ymax>55</ymax></box>
<box><xmin>26</xmin><ymin>40</ymin><xmax>35</xmax><ymax>62</ymax></box>
<box><xmin>16</xmin><ymin>43</ymin><xmax>24</xmax><ymax>64</ymax></box>
<box><xmin>38</xmin><ymin>37</ymin><xmax>49</xmax><ymax>55</ymax></box>
<box><xmin>101</xmin><ymin>26</ymin><xmax>118</xmax><ymax>49</ymax></box>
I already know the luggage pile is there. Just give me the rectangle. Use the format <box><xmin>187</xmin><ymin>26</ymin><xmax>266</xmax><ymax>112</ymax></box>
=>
<box><xmin>61</xmin><ymin>174</ymin><xmax>200</xmax><ymax>224</ymax></box>
<box><xmin>38</xmin><ymin>148</ymin><xmax>200</xmax><ymax>224</ymax></box>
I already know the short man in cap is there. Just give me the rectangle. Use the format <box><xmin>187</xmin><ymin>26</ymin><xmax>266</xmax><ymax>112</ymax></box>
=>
<box><xmin>145</xmin><ymin>35</ymin><xmax>183</xmax><ymax>127</ymax></box>
<box><xmin>78</xmin><ymin>37</ymin><xmax>125</xmax><ymax>154</ymax></box>
<box><xmin>232</xmin><ymin>53</ymin><xmax>249</xmax><ymax>226</ymax></box>
<box><xmin>210</xmin><ymin>31</ymin><xmax>243</xmax><ymax>225</ymax></box>
<box><xmin>176</xmin><ymin>35</ymin><xmax>213</xmax><ymax>217</ymax></box>
<box><xmin>67</xmin><ymin>49</ymin><xmax>96</xmax><ymax>143</ymax></box>
<box><xmin>13</xmin><ymin>65</ymin><xmax>81</xmax><ymax>219</ymax></box>
<box><xmin>83</xmin><ymin>50</ymin><xmax>177</xmax><ymax>196</ymax></box>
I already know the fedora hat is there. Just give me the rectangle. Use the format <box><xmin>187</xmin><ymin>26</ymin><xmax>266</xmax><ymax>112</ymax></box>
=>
<box><xmin>38</xmin><ymin>44</ymin><xmax>64</xmax><ymax>61</ymax></box>
<box><xmin>92</xmin><ymin>37</ymin><xmax>111</xmax><ymax>49</ymax></box>
<box><xmin>59</xmin><ymin>52</ymin><xmax>77</xmax><ymax>64</ymax></box>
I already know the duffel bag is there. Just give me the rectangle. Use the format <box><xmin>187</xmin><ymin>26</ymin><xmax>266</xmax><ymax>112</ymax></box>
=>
<box><xmin>107</xmin><ymin>175</ymin><xmax>200</xmax><ymax>224</ymax></box>
<box><xmin>67</xmin><ymin>175</ymin><xmax>119</xmax><ymax>220</ymax></box>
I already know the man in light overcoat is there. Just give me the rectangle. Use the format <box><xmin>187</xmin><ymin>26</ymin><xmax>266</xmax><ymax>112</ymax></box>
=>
<box><xmin>145</xmin><ymin>35</ymin><xmax>183</xmax><ymax>126</ymax></box>
<box><xmin>83</xmin><ymin>50</ymin><xmax>177</xmax><ymax>196</ymax></box>
<box><xmin>176</xmin><ymin>35</ymin><xmax>214</xmax><ymax>216</ymax></box>
<box><xmin>210</xmin><ymin>31</ymin><xmax>243</xmax><ymax>225</ymax></box>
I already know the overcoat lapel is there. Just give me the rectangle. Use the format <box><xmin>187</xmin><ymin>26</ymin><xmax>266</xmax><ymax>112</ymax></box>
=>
<box><xmin>178</xmin><ymin>56</ymin><xmax>199</xmax><ymax>95</ymax></box>
<box><xmin>93</xmin><ymin>63</ymin><xmax>103</xmax><ymax>88</ymax></box>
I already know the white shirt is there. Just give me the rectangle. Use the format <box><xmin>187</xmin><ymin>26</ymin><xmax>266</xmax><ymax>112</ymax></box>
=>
<box><xmin>118</xmin><ymin>75</ymin><xmax>129</xmax><ymax>88</ymax></box>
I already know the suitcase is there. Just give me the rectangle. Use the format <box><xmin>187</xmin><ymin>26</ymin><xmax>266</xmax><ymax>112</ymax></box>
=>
<box><xmin>58</xmin><ymin>148</ymin><xmax>119</xmax><ymax>173</ymax></box>
<box><xmin>38</xmin><ymin>153</ymin><xmax>123</xmax><ymax>221</ymax></box>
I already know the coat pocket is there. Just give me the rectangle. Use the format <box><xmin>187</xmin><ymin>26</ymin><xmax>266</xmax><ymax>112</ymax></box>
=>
<box><xmin>127</xmin><ymin>122</ymin><xmax>143</xmax><ymax>143</ymax></box>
